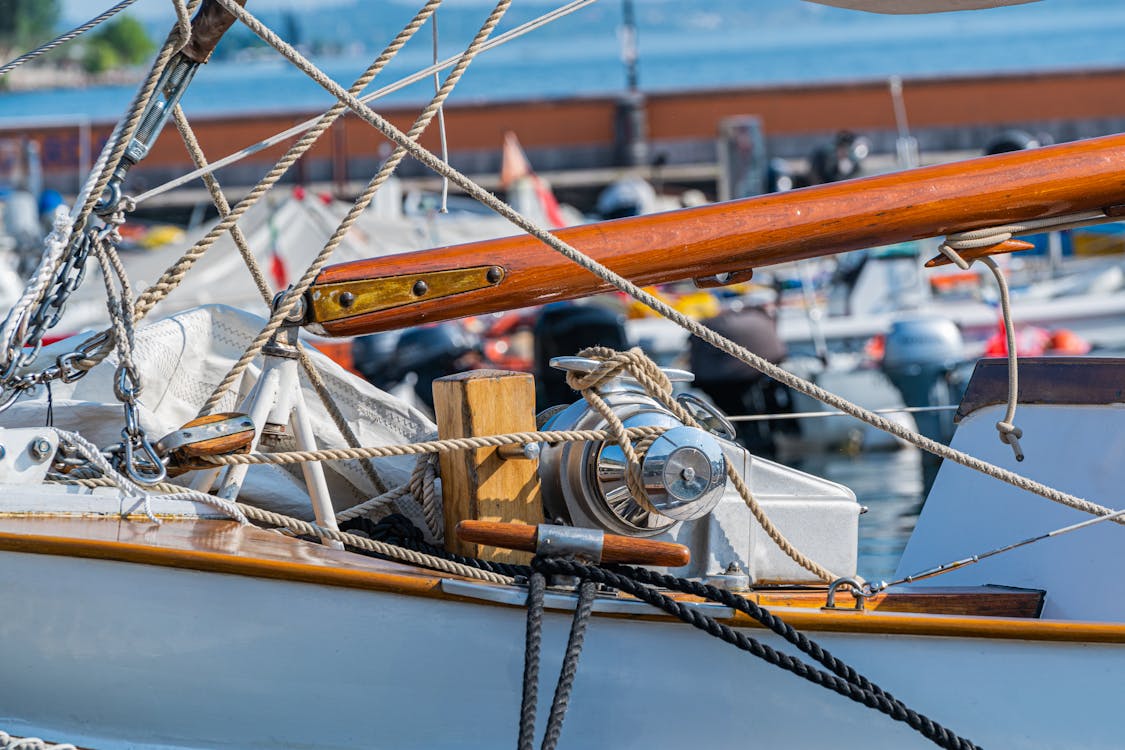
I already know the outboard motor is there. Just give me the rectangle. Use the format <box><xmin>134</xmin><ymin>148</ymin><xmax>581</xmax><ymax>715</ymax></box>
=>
<box><xmin>881</xmin><ymin>317</ymin><xmax>965</xmax><ymax>446</ymax></box>
<box><xmin>353</xmin><ymin>324</ymin><xmax>479</xmax><ymax>411</ymax></box>
<box><xmin>537</xmin><ymin>356</ymin><xmax>861</xmax><ymax>582</ymax></box>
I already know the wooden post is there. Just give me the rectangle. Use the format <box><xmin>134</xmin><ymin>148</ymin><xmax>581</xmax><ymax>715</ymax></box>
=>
<box><xmin>433</xmin><ymin>370</ymin><xmax>543</xmax><ymax>563</ymax></box>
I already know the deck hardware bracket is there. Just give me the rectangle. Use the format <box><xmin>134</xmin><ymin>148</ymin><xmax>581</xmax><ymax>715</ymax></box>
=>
<box><xmin>498</xmin><ymin>442</ymin><xmax>541</xmax><ymax>461</ymax></box>
<box><xmin>308</xmin><ymin>265</ymin><xmax>506</xmax><ymax>323</ymax></box>
<box><xmin>823</xmin><ymin>577</ymin><xmax>868</xmax><ymax>612</ymax></box>
<box><xmin>693</xmin><ymin>269</ymin><xmax>754</xmax><ymax>288</ymax></box>
<box><xmin>537</xmin><ymin>524</ymin><xmax>605</xmax><ymax>563</ymax></box>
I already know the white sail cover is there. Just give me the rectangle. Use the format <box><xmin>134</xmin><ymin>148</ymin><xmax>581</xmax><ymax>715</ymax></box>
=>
<box><xmin>805</xmin><ymin>0</ymin><xmax>1039</xmax><ymax>12</ymax></box>
<box><xmin>0</xmin><ymin>304</ymin><xmax>436</xmax><ymax>519</ymax></box>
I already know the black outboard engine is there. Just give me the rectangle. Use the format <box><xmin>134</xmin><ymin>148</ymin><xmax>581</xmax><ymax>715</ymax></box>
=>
<box><xmin>534</xmin><ymin>302</ymin><xmax>629</xmax><ymax>409</ymax></box>
<box><xmin>881</xmin><ymin>317</ymin><xmax>965</xmax><ymax>447</ymax></box>
<box><xmin>351</xmin><ymin>331</ymin><xmax>401</xmax><ymax>391</ymax></box>
<box><xmin>353</xmin><ymin>324</ymin><xmax>479</xmax><ymax>411</ymax></box>
<box><xmin>983</xmin><ymin>129</ymin><xmax>1039</xmax><ymax>155</ymax></box>
<box><xmin>394</xmin><ymin>324</ymin><xmax>480</xmax><ymax>410</ymax></box>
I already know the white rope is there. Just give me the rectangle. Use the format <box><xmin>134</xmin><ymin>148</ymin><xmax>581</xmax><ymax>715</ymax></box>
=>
<box><xmin>0</xmin><ymin>0</ymin><xmax>203</xmax><ymax>374</ymax></box>
<box><xmin>130</xmin><ymin>0</ymin><xmax>597</xmax><ymax>206</ymax></box>
<box><xmin>199</xmin><ymin>426</ymin><xmax>668</xmax><ymax>466</ymax></box>
<box><xmin>219</xmin><ymin>0</ymin><xmax>1123</xmax><ymax>528</ymax></box>
<box><xmin>198</xmin><ymin>0</ymin><xmax>511</xmax><ymax>413</ymax></box>
<box><xmin>0</xmin><ymin>0</ymin><xmax>142</xmax><ymax>79</ymax></box>
<box><xmin>52</xmin><ymin>428</ymin><xmax>248</xmax><ymax>525</ymax></box>
<box><xmin>936</xmin><ymin>242</ymin><xmax>1023</xmax><ymax>461</ymax></box>
<box><xmin>0</xmin><ymin>731</ymin><xmax>77</xmax><ymax>750</ymax></box>
<box><xmin>50</xmin><ymin>473</ymin><xmax>513</xmax><ymax>584</ymax></box>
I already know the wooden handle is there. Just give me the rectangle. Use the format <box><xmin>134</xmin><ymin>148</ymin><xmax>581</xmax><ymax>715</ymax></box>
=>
<box><xmin>181</xmin><ymin>0</ymin><xmax>249</xmax><ymax>63</ymax></box>
<box><xmin>307</xmin><ymin>133</ymin><xmax>1125</xmax><ymax>336</ymax></box>
<box><xmin>456</xmin><ymin>520</ymin><xmax>691</xmax><ymax>567</ymax></box>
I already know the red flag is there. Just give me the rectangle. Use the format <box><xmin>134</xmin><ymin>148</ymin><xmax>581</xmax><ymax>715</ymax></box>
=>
<box><xmin>269</xmin><ymin>252</ymin><xmax>288</xmax><ymax>290</ymax></box>
<box><xmin>501</xmin><ymin>131</ymin><xmax>566</xmax><ymax>228</ymax></box>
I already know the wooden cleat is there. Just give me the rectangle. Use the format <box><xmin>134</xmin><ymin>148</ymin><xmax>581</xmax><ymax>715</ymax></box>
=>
<box><xmin>925</xmin><ymin>238</ymin><xmax>1035</xmax><ymax>267</ymax></box>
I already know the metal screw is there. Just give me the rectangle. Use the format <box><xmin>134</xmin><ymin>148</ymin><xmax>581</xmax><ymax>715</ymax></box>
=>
<box><xmin>680</xmin><ymin>466</ymin><xmax>696</xmax><ymax>482</ymax></box>
<box><xmin>28</xmin><ymin>437</ymin><xmax>52</xmax><ymax>462</ymax></box>
<box><xmin>486</xmin><ymin>266</ymin><xmax>504</xmax><ymax>284</ymax></box>
<box><xmin>183</xmin><ymin>431</ymin><xmax>193</xmax><ymax>439</ymax></box>
<box><xmin>339</xmin><ymin>291</ymin><xmax>356</xmax><ymax>308</ymax></box>
<box><xmin>412</xmin><ymin>280</ymin><xmax>429</xmax><ymax>297</ymax></box>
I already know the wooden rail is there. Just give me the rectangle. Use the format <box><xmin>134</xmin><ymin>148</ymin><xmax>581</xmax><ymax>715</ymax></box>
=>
<box><xmin>306</xmin><ymin>132</ymin><xmax>1125</xmax><ymax>336</ymax></box>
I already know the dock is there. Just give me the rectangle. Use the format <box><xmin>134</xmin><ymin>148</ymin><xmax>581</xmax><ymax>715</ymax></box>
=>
<box><xmin>4</xmin><ymin>65</ymin><xmax>1125</xmax><ymax>210</ymax></box>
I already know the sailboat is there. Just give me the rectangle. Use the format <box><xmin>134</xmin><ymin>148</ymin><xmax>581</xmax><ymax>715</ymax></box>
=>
<box><xmin>2</xmin><ymin>1</ymin><xmax>1124</xmax><ymax>748</ymax></box>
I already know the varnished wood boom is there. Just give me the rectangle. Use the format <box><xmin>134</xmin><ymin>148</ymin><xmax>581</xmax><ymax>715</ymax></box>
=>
<box><xmin>307</xmin><ymin>133</ymin><xmax>1125</xmax><ymax>336</ymax></box>
<box><xmin>456</xmin><ymin>520</ymin><xmax>691</xmax><ymax>567</ymax></box>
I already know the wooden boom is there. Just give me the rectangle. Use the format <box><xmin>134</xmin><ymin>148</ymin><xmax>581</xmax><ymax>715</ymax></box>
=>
<box><xmin>305</xmin><ymin>133</ymin><xmax>1125</xmax><ymax>337</ymax></box>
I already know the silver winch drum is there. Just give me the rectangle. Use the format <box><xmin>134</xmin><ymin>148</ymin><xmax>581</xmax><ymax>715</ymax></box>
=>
<box><xmin>537</xmin><ymin>357</ymin><xmax>728</xmax><ymax>537</ymax></box>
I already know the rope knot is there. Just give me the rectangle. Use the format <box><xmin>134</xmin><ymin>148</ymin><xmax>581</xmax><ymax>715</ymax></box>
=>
<box><xmin>565</xmin><ymin>346</ymin><xmax>672</xmax><ymax>396</ymax></box>
<box><xmin>995</xmin><ymin>420</ymin><xmax>1024</xmax><ymax>462</ymax></box>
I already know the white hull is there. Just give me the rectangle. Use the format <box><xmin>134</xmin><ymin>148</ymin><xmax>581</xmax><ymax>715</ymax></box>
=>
<box><xmin>5</xmin><ymin>549</ymin><xmax>1121</xmax><ymax>750</ymax></box>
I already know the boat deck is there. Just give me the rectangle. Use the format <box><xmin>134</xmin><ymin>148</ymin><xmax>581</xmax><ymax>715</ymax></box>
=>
<box><xmin>4</xmin><ymin>515</ymin><xmax>1113</xmax><ymax>644</ymax></box>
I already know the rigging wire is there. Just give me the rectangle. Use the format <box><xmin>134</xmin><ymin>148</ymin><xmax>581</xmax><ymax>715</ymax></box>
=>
<box><xmin>433</xmin><ymin>11</ymin><xmax>451</xmax><ymax>212</ymax></box>
<box><xmin>131</xmin><ymin>0</ymin><xmax>597</xmax><ymax>206</ymax></box>
<box><xmin>0</xmin><ymin>0</ymin><xmax>142</xmax><ymax>79</ymax></box>
<box><xmin>871</xmin><ymin>504</ymin><xmax>1125</xmax><ymax>593</ymax></box>
<box><xmin>727</xmin><ymin>404</ymin><xmax>959</xmax><ymax>422</ymax></box>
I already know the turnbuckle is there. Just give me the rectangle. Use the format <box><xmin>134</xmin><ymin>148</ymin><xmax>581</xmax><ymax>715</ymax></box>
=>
<box><xmin>95</xmin><ymin>53</ymin><xmax>201</xmax><ymax>217</ymax></box>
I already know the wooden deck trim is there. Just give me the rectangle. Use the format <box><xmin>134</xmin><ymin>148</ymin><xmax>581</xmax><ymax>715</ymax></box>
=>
<box><xmin>1</xmin><ymin>516</ymin><xmax>1121</xmax><ymax>644</ymax></box>
<box><xmin>0</xmin><ymin>517</ymin><xmax>446</xmax><ymax>598</ymax></box>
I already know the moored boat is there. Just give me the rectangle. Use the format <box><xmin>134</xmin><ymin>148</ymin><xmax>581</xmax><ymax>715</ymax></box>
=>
<box><xmin>2</xmin><ymin>2</ymin><xmax>1125</xmax><ymax>749</ymax></box>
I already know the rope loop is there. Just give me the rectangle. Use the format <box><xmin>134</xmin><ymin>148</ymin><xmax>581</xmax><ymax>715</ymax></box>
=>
<box><xmin>936</xmin><ymin>238</ymin><xmax>1026</xmax><ymax>461</ymax></box>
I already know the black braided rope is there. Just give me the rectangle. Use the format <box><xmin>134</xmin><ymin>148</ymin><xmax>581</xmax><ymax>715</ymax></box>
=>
<box><xmin>331</xmin><ymin>515</ymin><xmax>977</xmax><ymax>749</ymax></box>
<box><xmin>540</xmin><ymin>580</ymin><xmax>596</xmax><ymax>750</ymax></box>
<box><xmin>518</xmin><ymin>572</ymin><xmax>546</xmax><ymax>750</ymax></box>
<box><xmin>533</xmin><ymin>557</ymin><xmax>981</xmax><ymax>750</ymax></box>
<box><xmin>340</xmin><ymin>514</ymin><xmax>532</xmax><ymax>579</ymax></box>
<box><xmin>607</xmin><ymin>563</ymin><xmax>896</xmax><ymax>704</ymax></box>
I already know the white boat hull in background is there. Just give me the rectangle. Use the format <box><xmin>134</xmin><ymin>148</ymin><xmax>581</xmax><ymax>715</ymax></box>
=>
<box><xmin>2</xmin><ymin>548</ymin><xmax>1120</xmax><ymax>750</ymax></box>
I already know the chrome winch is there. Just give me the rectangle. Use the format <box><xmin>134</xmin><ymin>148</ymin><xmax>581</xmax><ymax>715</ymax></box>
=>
<box><xmin>537</xmin><ymin>357</ymin><xmax>735</xmax><ymax>538</ymax></box>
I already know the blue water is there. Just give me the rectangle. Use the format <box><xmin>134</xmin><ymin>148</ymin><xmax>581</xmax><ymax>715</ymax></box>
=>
<box><xmin>6</xmin><ymin>0</ymin><xmax>1125</xmax><ymax>122</ymax></box>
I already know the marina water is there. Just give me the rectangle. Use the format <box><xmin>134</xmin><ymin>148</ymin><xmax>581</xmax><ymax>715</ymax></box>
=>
<box><xmin>8</xmin><ymin>0</ymin><xmax>1125</xmax><ymax>121</ymax></box>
